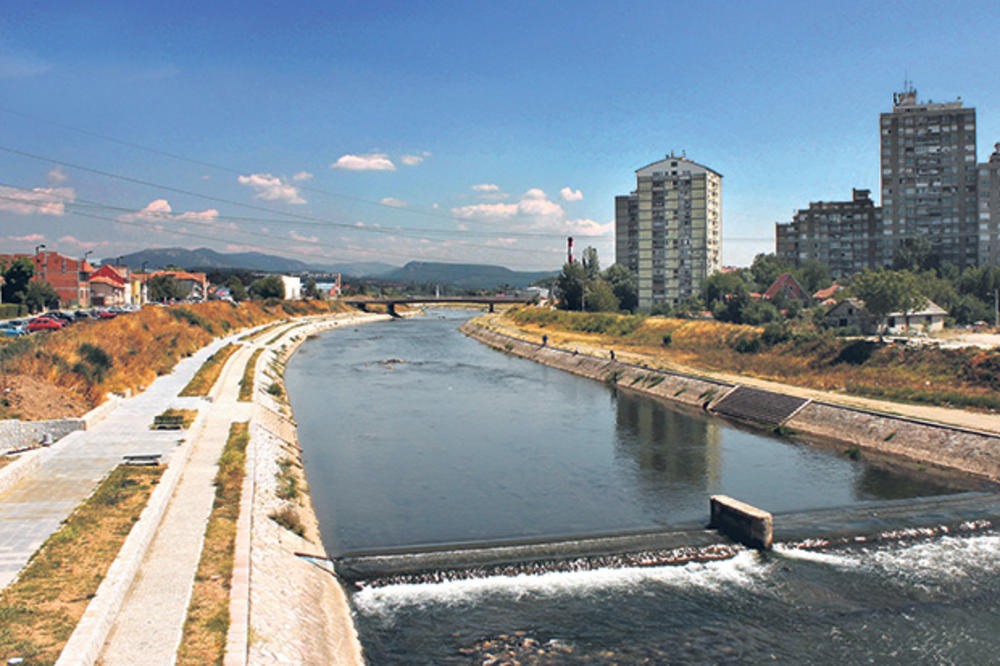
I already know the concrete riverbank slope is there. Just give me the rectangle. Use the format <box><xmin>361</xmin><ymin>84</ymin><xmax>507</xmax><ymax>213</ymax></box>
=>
<box><xmin>462</xmin><ymin>320</ymin><xmax>1000</xmax><ymax>484</ymax></box>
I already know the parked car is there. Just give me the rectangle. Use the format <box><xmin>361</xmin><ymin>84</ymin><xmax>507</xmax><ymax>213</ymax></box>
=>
<box><xmin>72</xmin><ymin>310</ymin><xmax>96</xmax><ymax>320</ymax></box>
<box><xmin>95</xmin><ymin>309</ymin><xmax>117</xmax><ymax>319</ymax></box>
<box><xmin>1</xmin><ymin>323</ymin><xmax>27</xmax><ymax>337</ymax></box>
<box><xmin>28</xmin><ymin>317</ymin><xmax>64</xmax><ymax>332</ymax></box>
<box><xmin>43</xmin><ymin>311</ymin><xmax>75</xmax><ymax>325</ymax></box>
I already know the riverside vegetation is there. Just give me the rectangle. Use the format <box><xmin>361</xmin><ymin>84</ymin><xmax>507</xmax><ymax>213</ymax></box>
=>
<box><xmin>0</xmin><ymin>299</ymin><xmax>352</xmax><ymax>420</ymax></box>
<box><xmin>503</xmin><ymin>307</ymin><xmax>1000</xmax><ymax>412</ymax></box>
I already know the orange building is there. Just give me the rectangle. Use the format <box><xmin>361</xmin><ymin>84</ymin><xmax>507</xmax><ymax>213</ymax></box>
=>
<box><xmin>0</xmin><ymin>250</ymin><xmax>93</xmax><ymax>307</ymax></box>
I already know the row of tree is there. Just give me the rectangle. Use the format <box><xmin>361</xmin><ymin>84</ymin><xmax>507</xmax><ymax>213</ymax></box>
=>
<box><xmin>0</xmin><ymin>257</ymin><xmax>60</xmax><ymax>312</ymax></box>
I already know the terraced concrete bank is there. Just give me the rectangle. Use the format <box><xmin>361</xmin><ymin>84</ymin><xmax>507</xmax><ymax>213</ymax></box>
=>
<box><xmin>461</xmin><ymin>319</ymin><xmax>1000</xmax><ymax>484</ymax></box>
<box><xmin>0</xmin><ymin>312</ymin><xmax>381</xmax><ymax>665</ymax></box>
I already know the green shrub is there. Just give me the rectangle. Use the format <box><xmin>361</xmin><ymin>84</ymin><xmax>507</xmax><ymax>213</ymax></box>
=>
<box><xmin>169</xmin><ymin>307</ymin><xmax>214</xmax><ymax>333</ymax></box>
<box><xmin>661</xmin><ymin>333</ymin><xmax>672</xmax><ymax>347</ymax></box>
<box><xmin>733</xmin><ymin>334</ymin><xmax>762</xmax><ymax>354</ymax></box>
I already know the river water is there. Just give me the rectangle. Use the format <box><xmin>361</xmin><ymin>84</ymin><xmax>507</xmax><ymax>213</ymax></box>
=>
<box><xmin>286</xmin><ymin>311</ymin><xmax>1000</xmax><ymax>663</ymax></box>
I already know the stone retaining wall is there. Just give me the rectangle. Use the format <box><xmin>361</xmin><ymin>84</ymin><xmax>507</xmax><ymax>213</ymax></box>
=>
<box><xmin>0</xmin><ymin>418</ymin><xmax>85</xmax><ymax>452</ymax></box>
<box><xmin>463</xmin><ymin>320</ymin><xmax>1000</xmax><ymax>484</ymax></box>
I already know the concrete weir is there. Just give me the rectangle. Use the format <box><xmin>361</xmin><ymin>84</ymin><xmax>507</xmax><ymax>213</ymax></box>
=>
<box><xmin>709</xmin><ymin>495</ymin><xmax>773</xmax><ymax>550</ymax></box>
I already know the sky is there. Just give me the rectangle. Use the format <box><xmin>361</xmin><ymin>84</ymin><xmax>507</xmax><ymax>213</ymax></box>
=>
<box><xmin>1</xmin><ymin>1</ymin><xmax>999</xmax><ymax>271</ymax></box>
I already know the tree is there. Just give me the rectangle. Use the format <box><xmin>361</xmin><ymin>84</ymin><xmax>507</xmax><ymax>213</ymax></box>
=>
<box><xmin>304</xmin><ymin>278</ymin><xmax>321</xmax><ymax>300</ymax></box>
<box><xmin>0</xmin><ymin>256</ymin><xmax>34</xmax><ymax>304</ymax></box>
<box><xmin>226</xmin><ymin>276</ymin><xmax>248</xmax><ymax>302</ymax></box>
<box><xmin>249</xmin><ymin>275</ymin><xmax>285</xmax><ymax>299</ymax></box>
<box><xmin>749</xmin><ymin>253</ymin><xmax>793</xmax><ymax>291</ymax></box>
<box><xmin>555</xmin><ymin>262</ymin><xmax>586</xmax><ymax>310</ymax></box>
<box><xmin>584</xmin><ymin>279</ymin><xmax>618</xmax><ymax>312</ymax></box>
<box><xmin>702</xmin><ymin>271</ymin><xmax>749</xmax><ymax>311</ymax></box>
<box><xmin>24</xmin><ymin>280</ymin><xmax>60</xmax><ymax>312</ymax></box>
<box><xmin>892</xmin><ymin>238</ymin><xmax>940</xmax><ymax>274</ymax></box>
<box><xmin>148</xmin><ymin>275</ymin><xmax>187</xmax><ymax>302</ymax></box>
<box><xmin>850</xmin><ymin>269</ymin><xmax>927</xmax><ymax>336</ymax></box>
<box><xmin>795</xmin><ymin>259</ymin><xmax>832</xmax><ymax>295</ymax></box>
<box><xmin>582</xmin><ymin>246</ymin><xmax>601</xmax><ymax>280</ymax></box>
<box><xmin>603</xmin><ymin>264</ymin><xmax>637</xmax><ymax>312</ymax></box>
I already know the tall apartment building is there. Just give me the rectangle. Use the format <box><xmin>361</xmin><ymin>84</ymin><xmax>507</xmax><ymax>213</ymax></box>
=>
<box><xmin>775</xmin><ymin>189</ymin><xmax>881</xmax><ymax>279</ymax></box>
<box><xmin>978</xmin><ymin>143</ymin><xmax>1000</xmax><ymax>266</ymax></box>
<box><xmin>615</xmin><ymin>153</ymin><xmax>722</xmax><ymax>309</ymax></box>
<box><xmin>879</xmin><ymin>86</ymin><xmax>979</xmax><ymax>269</ymax></box>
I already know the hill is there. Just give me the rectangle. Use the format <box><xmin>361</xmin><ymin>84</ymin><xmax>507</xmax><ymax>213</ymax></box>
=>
<box><xmin>380</xmin><ymin>261</ymin><xmax>557</xmax><ymax>289</ymax></box>
<box><xmin>105</xmin><ymin>248</ymin><xmax>397</xmax><ymax>277</ymax></box>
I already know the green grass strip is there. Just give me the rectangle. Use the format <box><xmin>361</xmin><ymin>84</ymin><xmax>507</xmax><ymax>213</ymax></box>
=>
<box><xmin>180</xmin><ymin>344</ymin><xmax>239</xmax><ymax>397</ymax></box>
<box><xmin>237</xmin><ymin>349</ymin><xmax>263</xmax><ymax>402</ymax></box>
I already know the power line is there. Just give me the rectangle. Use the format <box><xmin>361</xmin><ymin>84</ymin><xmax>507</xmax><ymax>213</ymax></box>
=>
<box><xmin>0</xmin><ymin>105</ymin><xmax>580</xmax><ymax>235</ymax></box>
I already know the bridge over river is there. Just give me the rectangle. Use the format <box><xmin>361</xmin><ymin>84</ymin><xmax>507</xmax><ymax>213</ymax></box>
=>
<box><xmin>341</xmin><ymin>295</ymin><xmax>533</xmax><ymax>316</ymax></box>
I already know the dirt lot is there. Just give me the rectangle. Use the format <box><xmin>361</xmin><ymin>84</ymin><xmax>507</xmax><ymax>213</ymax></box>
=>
<box><xmin>0</xmin><ymin>374</ymin><xmax>90</xmax><ymax>421</ymax></box>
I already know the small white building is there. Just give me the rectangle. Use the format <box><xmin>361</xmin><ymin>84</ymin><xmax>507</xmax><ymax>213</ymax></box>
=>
<box><xmin>280</xmin><ymin>275</ymin><xmax>302</xmax><ymax>300</ymax></box>
<box><xmin>825</xmin><ymin>297</ymin><xmax>947</xmax><ymax>334</ymax></box>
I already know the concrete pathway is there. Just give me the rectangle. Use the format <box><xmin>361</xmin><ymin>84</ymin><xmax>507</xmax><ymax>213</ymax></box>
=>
<box><xmin>98</xmin><ymin>343</ymin><xmax>254</xmax><ymax>665</ymax></box>
<box><xmin>0</xmin><ymin>334</ymin><xmax>233</xmax><ymax>590</ymax></box>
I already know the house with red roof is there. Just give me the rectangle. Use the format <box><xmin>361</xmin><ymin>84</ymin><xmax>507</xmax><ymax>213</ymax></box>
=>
<box><xmin>89</xmin><ymin>265</ymin><xmax>129</xmax><ymax>306</ymax></box>
<box><xmin>0</xmin><ymin>250</ymin><xmax>93</xmax><ymax>307</ymax></box>
<box><xmin>761</xmin><ymin>273</ymin><xmax>812</xmax><ymax>306</ymax></box>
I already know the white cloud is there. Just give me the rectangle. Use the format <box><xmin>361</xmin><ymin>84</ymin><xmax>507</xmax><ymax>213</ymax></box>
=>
<box><xmin>289</xmin><ymin>230</ymin><xmax>319</xmax><ymax>243</ymax></box>
<box><xmin>451</xmin><ymin>187</ymin><xmax>611</xmax><ymax>238</ymax></box>
<box><xmin>379</xmin><ymin>197</ymin><xmax>408</xmax><ymax>208</ymax></box>
<box><xmin>330</xmin><ymin>153</ymin><xmax>396</xmax><ymax>171</ymax></box>
<box><xmin>47</xmin><ymin>167</ymin><xmax>68</xmax><ymax>184</ymax></box>
<box><xmin>400</xmin><ymin>154</ymin><xmax>424</xmax><ymax>166</ymax></box>
<box><xmin>119</xmin><ymin>199</ymin><xmax>221</xmax><ymax>223</ymax></box>
<box><xmin>58</xmin><ymin>235</ymin><xmax>100</xmax><ymax>250</ymax></box>
<box><xmin>0</xmin><ymin>186</ymin><xmax>74</xmax><ymax>215</ymax></box>
<box><xmin>471</xmin><ymin>183</ymin><xmax>501</xmax><ymax>193</ymax></box>
<box><xmin>237</xmin><ymin>173</ymin><xmax>306</xmax><ymax>204</ymax></box>
<box><xmin>8</xmin><ymin>233</ymin><xmax>45</xmax><ymax>242</ymax></box>
<box><xmin>560</xmin><ymin>186</ymin><xmax>583</xmax><ymax>202</ymax></box>
<box><xmin>292</xmin><ymin>171</ymin><xmax>314</xmax><ymax>181</ymax></box>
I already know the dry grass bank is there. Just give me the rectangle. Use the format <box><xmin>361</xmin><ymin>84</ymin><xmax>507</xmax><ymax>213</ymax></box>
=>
<box><xmin>498</xmin><ymin>308</ymin><xmax>1000</xmax><ymax>412</ymax></box>
<box><xmin>0</xmin><ymin>299</ymin><xmax>353</xmax><ymax>420</ymax></box>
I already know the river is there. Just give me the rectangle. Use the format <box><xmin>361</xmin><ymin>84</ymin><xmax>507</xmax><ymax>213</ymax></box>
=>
<box><xmin>286</xmin><ymin>310</ymin><xmax>1000</xmax><ymax>663</ymax></box>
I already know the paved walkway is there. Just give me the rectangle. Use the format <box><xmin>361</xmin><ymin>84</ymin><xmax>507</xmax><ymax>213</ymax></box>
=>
<box><xmin>0</xmin><ymin>334</ymin><xmax>232</xmax><ymax>590</ymax></box>
<box><xmin>99</xmin><ymin>343</ymin><xmax>254</xmax><ymax>665</ymax></box>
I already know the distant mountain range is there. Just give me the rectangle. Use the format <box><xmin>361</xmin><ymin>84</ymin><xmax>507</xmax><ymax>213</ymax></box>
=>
<box><xmin>105</xmin><ymin>247</ymin><xmax>397</xmax><ymax>278</ymax></box>
<box><xmin>106</xmin><ymin>248</ymin><xmax>557</xmax><ymax>288</ymax></box>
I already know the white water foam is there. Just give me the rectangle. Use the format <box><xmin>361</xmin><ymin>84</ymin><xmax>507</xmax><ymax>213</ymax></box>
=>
<box><xmin>353</xmin><ymin>550</ymin><xmax>770</xmax><ymax>619</ymax></box>
<box><xmin>864</xmin><ymin>532</ymin><xmax>1000</xmax><ymax>588</ymax></box>
<box><xmin>772</xmin><ymin>544</ymin><xmax>861</xmax><ymax>568</ymax></box>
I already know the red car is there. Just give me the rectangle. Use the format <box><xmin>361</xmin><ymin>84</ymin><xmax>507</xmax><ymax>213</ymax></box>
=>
<box><xmin>96</xmin><ymin>310</ymin><xmax>117</xmax><ymax>319</ymax></box>
<box><xmin>28</xmin><ymin>317</ymin><xmax>64</xmax><ymax>332</ymax></box>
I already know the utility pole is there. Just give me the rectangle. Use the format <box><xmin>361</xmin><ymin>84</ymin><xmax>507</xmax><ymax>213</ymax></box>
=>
<box><xmin>994</xmin><ymin>288</ymin><xmax>998</xmax><ymax>328</ymax></box>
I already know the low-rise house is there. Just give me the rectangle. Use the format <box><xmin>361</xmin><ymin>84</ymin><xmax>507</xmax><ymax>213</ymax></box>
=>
<box><xmin>825</xmin><ymin>297</ymin><xmax>947</xmax><ymax>334</ymax></box>
<box><xmin>812</xmin><ymin>283</ymin><xmax>845</xmax><ymax>307</ymax></box>
<box><xmin>762</xmin><ymin>273</ymin><xmax>812</xmax><ymax>306</ymax></box>
<box><xmin>89</xmin><ymin>264</ymin><xmax>129</xmax><ymax>306</ymax></box>
<box><xmin>147</xmin><ymin>271</ymin><xmax>208</xmax><ymax>301</ymax></box>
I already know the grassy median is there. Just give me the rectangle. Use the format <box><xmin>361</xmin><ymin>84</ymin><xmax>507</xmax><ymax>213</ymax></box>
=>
<box><xmin>176</xmin><ymin>421</ymin><xmax>249</xmax><ymax>665</ymax></box>
<box><xmin>0</xmin><ymin>465</ymin><xmax>164</xmax><ymax>664</ymax></box>
<box><xmin>237</xmin><ymin>349</ymin><xmax>263</xmax><ymax>402</ymax></box>
<box><xmin>180</xmin><ymin>344</ymin><xmax>240</xmax><ymax>397</ymax></box>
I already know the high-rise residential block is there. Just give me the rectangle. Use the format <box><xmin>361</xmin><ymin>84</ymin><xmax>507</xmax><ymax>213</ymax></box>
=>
<box><xmin>879</xmin><ymin>86</ymin><xmax>979</xmax><ymax>269</ymax></box>
<box><xmin>775</xmin><ymin>189</ymin><xmax>882</xmax><ymax>279</ymax></box>
<box><xmin>978</xmin><ymin>143</ymin><xmax>1000</xmax><ymax>267</ymax></box>
<box><xmin>615</xmin><ymin>153</ymin><xmax>722</xmax><ymax>309</ymax></box>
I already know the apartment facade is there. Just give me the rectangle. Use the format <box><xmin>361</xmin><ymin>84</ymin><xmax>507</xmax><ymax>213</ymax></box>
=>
<box><xmin>615</xmin><ymin>153</ymin><xmax>722</xmax><ymax>309</ymax></box>
<box><xmin>978</xmin><ymin>143</ymin><xmax>1000</xmax><ymax>266</ymax></box>
<box><xmin>0</xmin><ymin>250</ymin><xmax>92</xmax><ymax>307</ymax></box>
<box><xmin>775</xmin><ymin>189</ymin><xmax>882</xmax><ymax>279</ymax></box>
<box><xmin>879</xmin><ymin>86</ymin><xmax>979</xmax><ymax>269</ymax></box>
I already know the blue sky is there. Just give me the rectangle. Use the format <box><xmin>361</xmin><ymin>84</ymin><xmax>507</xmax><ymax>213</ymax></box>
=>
<box><xmin>1</xmin><ymin>1</ymin><xmax>999</xmax><ymax>270</ymax></box>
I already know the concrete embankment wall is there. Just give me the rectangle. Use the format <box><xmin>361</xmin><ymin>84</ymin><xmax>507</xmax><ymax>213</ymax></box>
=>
<box><xmin>0</xmin><ymin>418</ymin><xmax>85</xmax><ymax>452</ymax></box>
<box><xmin>460</xmin><ymin>321</ymin><xmax>733</xmax><ymax>411</ymax></box>
<box><xmin>236</xmin><ymin>313</ymin><xmax>382</xmax><ymax>665</ymax></box>
<box><xmin>462</xmin><ymin>321</ymin><xmax>1000</xmax><ymax>484</ymax></box>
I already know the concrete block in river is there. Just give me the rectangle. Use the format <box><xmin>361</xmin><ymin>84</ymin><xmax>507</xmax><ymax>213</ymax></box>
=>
<box><xmin>709</xmin><ymin>495</ymin><xmax>773</xmax><ymax>550</ymax></box>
